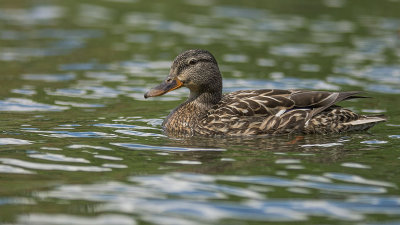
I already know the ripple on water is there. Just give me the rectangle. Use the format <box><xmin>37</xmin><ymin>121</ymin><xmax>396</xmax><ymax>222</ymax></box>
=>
<box><xmin>360</xmin><ymin>140</ymin><xmax>388</xmax><ymax>144</ymax></box>
<box><xmin>85</xmin><ymin>72</ymin><xmax>128</xmax><ymax>82</ymax></box>
<box><xmin>299</xmin><ymin>64</ymin><xmax>321</xmax><ymax>72</ymax></box>
<box><xmin>33</xmin><ymin>28</ymin><xmax>103</xmax><ymax>39</ymax></box>
<box><xmin>40</xmin><ymin>147</ymin><xmax>62</xmax><ymax>151</ymax></box>
<box><xmin>36</xmin><ymin>172</ymin><xmax>400</xmax><ymax>222</ymax></box>
<box><xmin>11</xmin><ymin>88</ymin><xmax>37</xmax><ymax>96</ymax></box>
<box><xmin>45</xmin><ymin>86</ymin><xmax>122</xmax><ymax>99</ymax></box>
<box><xmin>45</xmin><ymin>88</ymin><xmax>86</xmax><ymax>97</ymax></box>
<box><xmin>114</xmin><ymin>129</ymin><xmax>165</xmax><ymax>137</ymax></box>
<box><xmin>59</xmin><ymin>62</ymin><xmax>109</xmax><ymax>71</ymax></box>
<box><xmin>94</xmin><ymin>123</ymin><xmax>163</xmax><ymax>137</ymax></box>
<box><xmin>269</xmin><ymin>44</ymin><xmax>321</xmax><ymax>57</ymax></box>
<box><xmin>118</xmin><ymin>60</ymin><xmax>172</xmax><ymax>73</ymax></box>
<box><xmin>77</xmin><ymin>86</ymin><xmax>123</xmax><ymax>99</ymax></box>
<box><xmin>310</xmin><ymin>19</ymin><xmax>354</xmax><ymax>33</ymax></box>
<box><xmin>0</xmin><ymin>158</ymin><xmax>110</xmax><ymax>172</ymax></box>
<box><xmin>0</xmin><ymin>98</ymin><xmax>69</xmax><ymax>111</ymax></box>
<box><xmin>353</xmin><ymin>66</ymin><xmax>400</xmax><ymax>84</ymax></box>
<box><xmin>341</xmin><ymin>162</ymin><xmax>371</xmax><ymax>169</ymax></box>
<box><xmin>94</xmin><ymin>155</ymin><xmax>122</xmax><ymax>161</ymax></box>
<box><xmin>102</xmin><ymin>163</ymin><xmax>127</xmax><ymax>169</ymax></box>
<box><xmin>334</xmin><ymin>65</ymin><xmax>400</xmax><ymax>94</ymax></box>
<box><xmin>17</xmin><ymin>214</ymin><xmax>136</xmax><ymax>225</ymax></box>
<box><xmin>311</xmin><ymin>32</ymin><xmax>343</xmax><ymax>43</ymax></box>
<box><xmin>0</xmin><ymin>164</ymin><xmax>35</xmax><ymax>174</ymax></box>
<box><xmin>366</xmin><ymin>84</ymin><xmax>400</xmax><ymax>94</ymax></box>
<box><xmin>0</xmin><ymin>5</ymin><xmax>65</xmax><ymax>25</ymax></box>
<box><xmin>55</xmin><ymin>100</ymin><xmax>104</xmax><ymax>108</ymax></box>
<box><xmin>67</xmin><ymin>144</ymin><xmax>112</xmax><ymax>151</ymax></box>
<box><xmin>24</xmin><ymin>130</ymin><xmax>117</xmax><ymax>138</ymax></box>
<box><xmin>218</xmin><ymin>175</ymin><xmax>387</xmax><ymax>193</ymax></box>
<box><xmin>0</xmin><ymin>197</ymin><xmax>35</xmax><ymax>206</ymax></box>
<box><xmin>93</xmin><ymin>123</ymin><xmax>159</xmax><ymax>130</ymax></box>
<box><xmin>326</xmin><ymin>76</ymin><xmax>365</xmax><ymax>86</ymax></box>
<box><xmin>275</xmin><ymin>159</ymin><xmax>301</xmax><ymax>164</ymax></box>
<box><xmin>0</xmin><ymin>138</ymin><xmax>31</xmax><ymax>145</ymax></box>
<box><xmin>297</xmin><ymin>174</ymin><xmax>332</xmax><ymax>183</ymax></box>
<box><xmin>301</xmin><ymin>142</ymin><xmax>343</xmax><ymax>148</ymax></box>
<box><xmin>141</xmin><ymin>214</ymin><xmax>203</xmax><ymax>225</ymax></box>
<box><xmin>119</xmin><ymin>118</ymin><xmax>163</xmax><ymax>127</ymax></box>
<box><xmin>212</xmin><ymin>6</ymin><xmax>268</xmax><ymax>20</ymax></box>
<box><xmin>29</xmin><ymin>153</ymin><xmax>90</xmax><ymax>163</ymax></box>
<box><xmin>166</xmin><ymin>160</ymin><xmax>202</xmax><ymax>165</ymax></box>
<box><xmin>77</xmin><ymin>4</ymin><xmax>113</xmax><ymax>26</ymax></box>
<box><xmin>21</xmin><ymin>73</ymin><xmax>76</xmax><ymax>82</ymax></box>
<box><xmin>111</xmin><ymin>143</ymin><xmax>225</xmax><ymax>152</ymax></box>
<box><xmin>324</xmin><ymin>173</ymin><xmax>395</xmax><ymax>187</ymax></box>
<box><xmin>361</xmin><ymin>109</ymin><xmax>386</xmax><ymax>113</ymax></box>
<box><xmin>222</xmin><ymin>54</ymin><xmax>249</xmax><ymax>63</ymax></box>
<box><xmin>58</xmin><ymin>124</ymin><xmax>81</xmax><ymax>127</ymax></box>
<box><xmin>257</xmin><ymin>58</ymin><xmax>276</xmax><ymax>67</ymax></box>
<box><xmin>1</xmin><ymin>46</ymin><xmax>67</xmax><ymax>61</ymax></box>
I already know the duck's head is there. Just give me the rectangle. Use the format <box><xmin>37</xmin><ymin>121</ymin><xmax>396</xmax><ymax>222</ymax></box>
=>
<box><xmin>144</xmin><ymin>49</ymin><xmax>222</xmax><ymax>101</ymax></box>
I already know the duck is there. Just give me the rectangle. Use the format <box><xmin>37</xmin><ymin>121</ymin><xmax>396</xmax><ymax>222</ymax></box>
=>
<box><xmin>144</xmin><ymin>49</ymin><xmax>386</xmax><ymax>137</ymax></box>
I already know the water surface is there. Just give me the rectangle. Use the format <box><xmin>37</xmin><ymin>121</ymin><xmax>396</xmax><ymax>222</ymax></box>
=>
<box><xmin>1</xmin><ymin>0</ymin><xmax>400</xmax><ymax>224</ymax></box>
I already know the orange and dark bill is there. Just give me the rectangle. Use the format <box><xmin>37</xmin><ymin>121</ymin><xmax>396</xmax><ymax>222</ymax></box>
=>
<box><xmin>144</xmin><ymin>77</ymin><xmax>183</xmax><ymax>98</ymax></box>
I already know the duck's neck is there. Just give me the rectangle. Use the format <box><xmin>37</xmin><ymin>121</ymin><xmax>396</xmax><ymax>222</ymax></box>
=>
<box><xmin>163</xmin><ymin>90</ymin><xmax>222</xmax><ymax>136</ymax></box>
<box><xmin>189</xmin><ymin>90</ymin><xmax>222</xmax><ymax>107</ymax></box>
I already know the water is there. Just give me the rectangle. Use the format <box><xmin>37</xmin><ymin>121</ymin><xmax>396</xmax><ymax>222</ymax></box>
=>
<box><xmin>1</xmin><ymin>0</ymin><xmax>400</xmax><ymax>224</ymax></box>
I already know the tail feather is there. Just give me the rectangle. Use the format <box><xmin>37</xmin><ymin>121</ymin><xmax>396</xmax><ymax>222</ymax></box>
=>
<box><xmin>345</xmin><ymin>116</ymin><xmax>386</xmax><ymax>131</ymax></box>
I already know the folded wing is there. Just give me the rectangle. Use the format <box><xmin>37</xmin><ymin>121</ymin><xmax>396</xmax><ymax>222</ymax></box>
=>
<box><xmin>197</xmin><ymin>89</ymin><xmax>369</xmax><ymax>135</ymax></box>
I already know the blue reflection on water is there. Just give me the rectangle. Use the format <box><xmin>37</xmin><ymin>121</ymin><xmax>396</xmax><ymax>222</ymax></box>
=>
<box><xmin>59</xmin><ymin>62</ymin><xmax>110</xmax><ymax>71</ymax></box>
<box><xmin>34</xmin><ymin>172</ymin><xmax>400</xmax><ymax>223</ymax></box>
<box><xmin>111</xmin><ymin>143</ymin><xmax>225</xmax><ymax>152</ymax></box>
<box><xmin>0</xmin><ymin>98</ymin><xmax>68</xmax><ymax>111</ymax></box>
<box><xmin>219</xmin><ymin>175</ymin><xmax>386</xmax><ymax>194</ymax></box>
<box><xmin>22</xmin><ymin>73</ymin><xmax>76</xmax><ymax>82</ymax></box>
<box><xmin>94</xmin><ymin>123</ymin><xmax>159</xmax><ymax>130</ymax></box>
<box><xmin>24</xmin><ymin>130</ymin><xmax>117</xmax><ymax>138</ymax></box>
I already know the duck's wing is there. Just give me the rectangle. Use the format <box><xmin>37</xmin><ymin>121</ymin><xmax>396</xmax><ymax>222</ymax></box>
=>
<box><xmin>197</xmin><ymin>89</ymin><xmax>364</xmax><ymax>135</ymax></box>
<box><xmin>212</xmin><ymin>89</ymin><xmax>363</xmax><ymax>118</ymax></box>
<box><xmin>212</xmin><ymin>89</ymin><xmax>296</xmax><ymax>117</ymax></box>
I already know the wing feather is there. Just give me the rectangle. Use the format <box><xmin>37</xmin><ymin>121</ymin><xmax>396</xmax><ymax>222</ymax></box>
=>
<box><xmin>198</xmin><ymin>89</ymin><xmax>365</xmax><ymax>136</ymax></box>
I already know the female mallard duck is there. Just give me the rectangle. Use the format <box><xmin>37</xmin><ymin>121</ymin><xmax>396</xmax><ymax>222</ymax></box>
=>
<box><xmin>144</xmin><ymin>49</ymin><xmax>385</xmax><ymax>136</ymax></box>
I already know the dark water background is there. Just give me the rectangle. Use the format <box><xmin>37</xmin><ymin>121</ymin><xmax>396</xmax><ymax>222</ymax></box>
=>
<box><xmin>1</xmin><ymin>0</ymin><xmax>400</xmax><ymax>224</ymax></box>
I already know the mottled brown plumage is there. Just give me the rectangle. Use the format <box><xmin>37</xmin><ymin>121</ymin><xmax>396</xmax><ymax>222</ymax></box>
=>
<box><xmin>144</xmin><ymin>49</ymin><xmax>386</xmax><ymax>137</ymax></box>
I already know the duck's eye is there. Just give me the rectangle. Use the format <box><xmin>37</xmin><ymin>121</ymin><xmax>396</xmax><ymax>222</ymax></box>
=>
<box><xmin>188</xmin><ymin>59</ymin><xmax>197</xmax><ymax>65</ymax></box>
<box><xmin>166</xmin><ymin>78</ymin><xmax>172</xmax><ymax>83</ymax></box>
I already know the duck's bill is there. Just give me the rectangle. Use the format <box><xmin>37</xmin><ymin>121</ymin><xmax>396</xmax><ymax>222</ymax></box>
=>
<box><xmin>144</xmin><ymin>78</ymin><xmax>183</xmax><ymax>98</ymax></box>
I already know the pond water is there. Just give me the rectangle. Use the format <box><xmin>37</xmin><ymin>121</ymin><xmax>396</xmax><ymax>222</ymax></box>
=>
<box><xmin>1</xmin><ymin>0</ymin><xmax>400</xmax><ymax>224</ymax></box>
